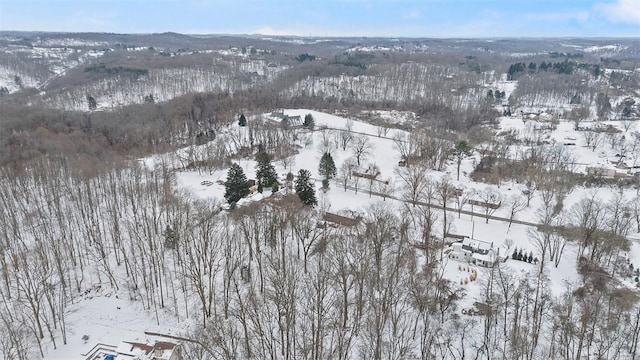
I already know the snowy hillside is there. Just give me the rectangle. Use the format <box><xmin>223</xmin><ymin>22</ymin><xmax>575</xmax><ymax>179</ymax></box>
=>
<box><xmin>40</xmin><ymin>59</ymin><xmax>286</xmax><ymax>111</ymax></box>
<box><xmin>283</xmin><ymin>62</ymin><xmax>487</xmax><ymax>108</ymax></box>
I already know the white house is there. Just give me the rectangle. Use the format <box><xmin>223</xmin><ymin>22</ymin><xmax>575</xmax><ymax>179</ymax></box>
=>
<box><xmin>448</xmin><ymin>237</ymin><xmax>502</xmax><ymax>267</ymax></box>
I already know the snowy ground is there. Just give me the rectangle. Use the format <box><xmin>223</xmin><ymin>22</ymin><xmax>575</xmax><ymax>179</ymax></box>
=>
<box><xmin>173</xmin><ymin>109</ymin><xmax>640</xmax><ymax>314</ymax></box>
<box><xmin>49</xmin><ymin>108</ymin><xmax>640</xmax><ymax>359</ymax></box>
<box><xmin>45</xmin><ymin>289</ymin><xmax>190</xmax><ymax>360</ymax></box>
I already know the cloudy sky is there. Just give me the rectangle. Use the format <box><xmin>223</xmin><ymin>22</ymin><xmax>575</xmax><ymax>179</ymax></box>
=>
<box><xmin>1</xmin><ymin>0</ymin><xmax>638</xmax><ymax>37</ymax></box>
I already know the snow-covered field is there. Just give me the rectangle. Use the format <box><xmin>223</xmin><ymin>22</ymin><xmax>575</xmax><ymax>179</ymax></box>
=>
<box><xmin>20</xmin><ymin>108</ymin><xmax>639</xmax><ymax>359</ymax></box>
<box><xmin>174</xmin><ymin>108</ymin><xmax>640</xmax><ymax>314</ymax></box>
<box><xmin>46</xmin><ymin>293</ymin><xmax>187</xmax><ymax>360</ymax></box>
<box><xmin>23</xmin><ymin>106</ymin><xmax>639</xmax><ymax>359</ymax></box>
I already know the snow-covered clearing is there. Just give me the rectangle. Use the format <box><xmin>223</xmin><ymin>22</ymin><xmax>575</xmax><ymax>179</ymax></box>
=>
<box><xmin>32</xmin><ymin>108</ymin><xmax>640</xmax><ymax>359</ymax></box>
<box><xmin>47</xmin><ymin>293</ymin><xmax>187</xmax><ymax>360</ymax></box>
<box><xmin>175</xmin><ymin>108</ymin><xmax>640</xmax><ymax>312</ymax></box>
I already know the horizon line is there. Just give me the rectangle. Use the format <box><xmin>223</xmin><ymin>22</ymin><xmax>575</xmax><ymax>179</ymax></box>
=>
<box><xmin>0</xmin><ymin>30</ymin><xmax>638</xmax><ymax>40</ymax></box>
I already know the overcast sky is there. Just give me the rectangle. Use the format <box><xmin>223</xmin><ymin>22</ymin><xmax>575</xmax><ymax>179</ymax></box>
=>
<box><xmin>1</xmin><ymin>0</ymin><xmax>638</xmax><ymax>37</ymax></box>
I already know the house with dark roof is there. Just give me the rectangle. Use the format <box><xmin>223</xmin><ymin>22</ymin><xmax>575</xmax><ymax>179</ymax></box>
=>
<box><xmin>448</xmin><ymin>237</ymin><xmax>503</xmax><ymax>267</ymax></box>
<box><xmin>270</xmin><ymin>112</ymin><xmax>304</xmax><ymax>127</ymax></box>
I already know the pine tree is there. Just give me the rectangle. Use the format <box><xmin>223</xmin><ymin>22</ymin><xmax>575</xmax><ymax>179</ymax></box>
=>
<box><xmin>304</xmin><ymin>113</ymin><xmax>315</xmax><ymax>129</ymax></box>
<box><xmin>452</xmin><ymin>140</ymin><xmax>472</xmax><ymax>181</ymax></box>
<box><xmin>224</xmin><ymin>163</ymin><xmax>250</xmax><ymax>203</ymax></box>
<box><xmin>512</xmin><ymin>249</ymin><xmax>518</xmax><ymax>260</ymax></box>
<box><xmin>318</xmin><ymin>152</ymin><xmax>337</xmax><ymax>180</ymax></box>
<box><xmin>255</xmin><ymin>151</ymin><xmax>277</xmax><ymax>192</ymax></box>
<box><xmin>517</xmin><ymin>249</ymin><xmax>523</xmax><ymax>261</ymax></box>
<box><xmin>295</xmin><ymin>169</ymin><xmax>317</xmax><ymax>206</ymax></box>
<box><xmin>239</xmin><ymin>114</ymin><xmax>247</xmax><ymax>127</ymax></box>
<box><xmin>487</xmin><ymin>89</ymin><xmax>494</xmax><ymax>99</ymax></box>
<box><xmin>86</xmin><ymin>95</ymin><xmax>97</xmax><ymax>110</ymax></box>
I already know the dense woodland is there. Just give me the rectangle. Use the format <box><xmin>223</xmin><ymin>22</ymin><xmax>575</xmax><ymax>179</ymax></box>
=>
<box><xmin>1</xmin><ymin>33</ymin><xmax>640</xmax><ymax>359</ymax></box>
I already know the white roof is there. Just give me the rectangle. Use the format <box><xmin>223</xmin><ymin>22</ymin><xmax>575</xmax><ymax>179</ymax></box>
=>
<box><xmin>462</xmin><ymin>237</ymin><xmax>492</xmax><ymax>250</ymax></box>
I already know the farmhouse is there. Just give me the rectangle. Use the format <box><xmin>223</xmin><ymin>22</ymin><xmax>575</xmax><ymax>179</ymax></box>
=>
<box><xmin>448</xmin><ymin>237</ymin><xmax>502</xmax><ymax>267</ymax></box>
<box><xmin>270</xmin><ymin>112</ymin><xmax>303</xmax><ymax>127</ymax></box>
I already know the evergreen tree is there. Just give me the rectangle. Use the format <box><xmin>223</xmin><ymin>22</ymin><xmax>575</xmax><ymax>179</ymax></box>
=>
<box><xmin>318</xmin><ymin>152</ymin><xmax>337</xmax><ymax>180</ymax></box>
<box><xmin>255</xmin><ymin>151</ymin><xmax>278</xmax><ymax>192</ymax></box>
<box><xmin>528</xmin><ymin>252</ymin><xmax>533</xmax><ymax>263</ymax></box>
<box><xmin>224</xmin><ymin>163</ymin><xmax>250</xmax><ymax>203</ymax></box>
<box><xmin>295</xmin><ymin>169</ymin><xmax>317</xmax><ymax>206</ymax></box>
<box><xmin>512</xmin><ymin>249</ymin><xmax>518</xmax><ymax>260</ymax></box>
<box><xmin>592</xmin><ymin>65</ymin><xmax>601</xmax><ymax>79</ymax></box>
<box><xmin>304</xmin><ymin>113</ymin><xmax>315</xmax><ymax>129</ymax></box>
<box><xmin>86</xmin><ymin>95</ymin><xmax>97</xmax><ymax>110</ymax></box>
<box><xmin>517</xmin><ymin>249</ymin><xmax>523</xmax><ymax>261</ymax></box>
<box><xmin>507</xmin><ymin>62</ymin><xmax>526</xmax><ymax>80</ymax></box>
<box><xmin>539</xmin><ymin>62</ymin><xmax>549</xmax><ymax>71</ymax></box>
<box><xmin>452</xmin><ymin>140</ymin><xmax>472</xmax><ymax>181</ymax></box>
<box><xmin>238</xmin><ymin>114</ymin><xmax>247</xmax><ymax>127</ymax></box>
<box><xmin>570</xmin><ymin>94</ymin><xmax>582</xmax><ymax>105</ymax></box>
<box><xmin>487</xmin><ymin>89</ymin><xmax>494</xmax><ymax>99</ymax></box>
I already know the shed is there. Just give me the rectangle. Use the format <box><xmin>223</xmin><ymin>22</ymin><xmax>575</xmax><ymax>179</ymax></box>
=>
<box><xmin>323</xmin><ymin>212</ymin><xmax>362</xmax><ymax>227</ymax></box>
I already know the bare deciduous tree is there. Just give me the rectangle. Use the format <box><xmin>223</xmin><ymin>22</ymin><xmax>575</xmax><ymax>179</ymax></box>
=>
<box><xmin>506</xmin><ymin>194</ymin><xmax>527</xmax><ymax>229</ymax></box>
<box><xmin>396</xmin><ymin>164</ymin><xmax>430</xmax><ymax>207</ymax></box>
<box><xmin>480</xmin><ymin>188</ymin><xmax>503</xmax><ymax>223</ymax></box>
<box><xmin>352</xmin><ymin>135</ymin><xmax>373</xmax><ymax>166</ymax></box>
